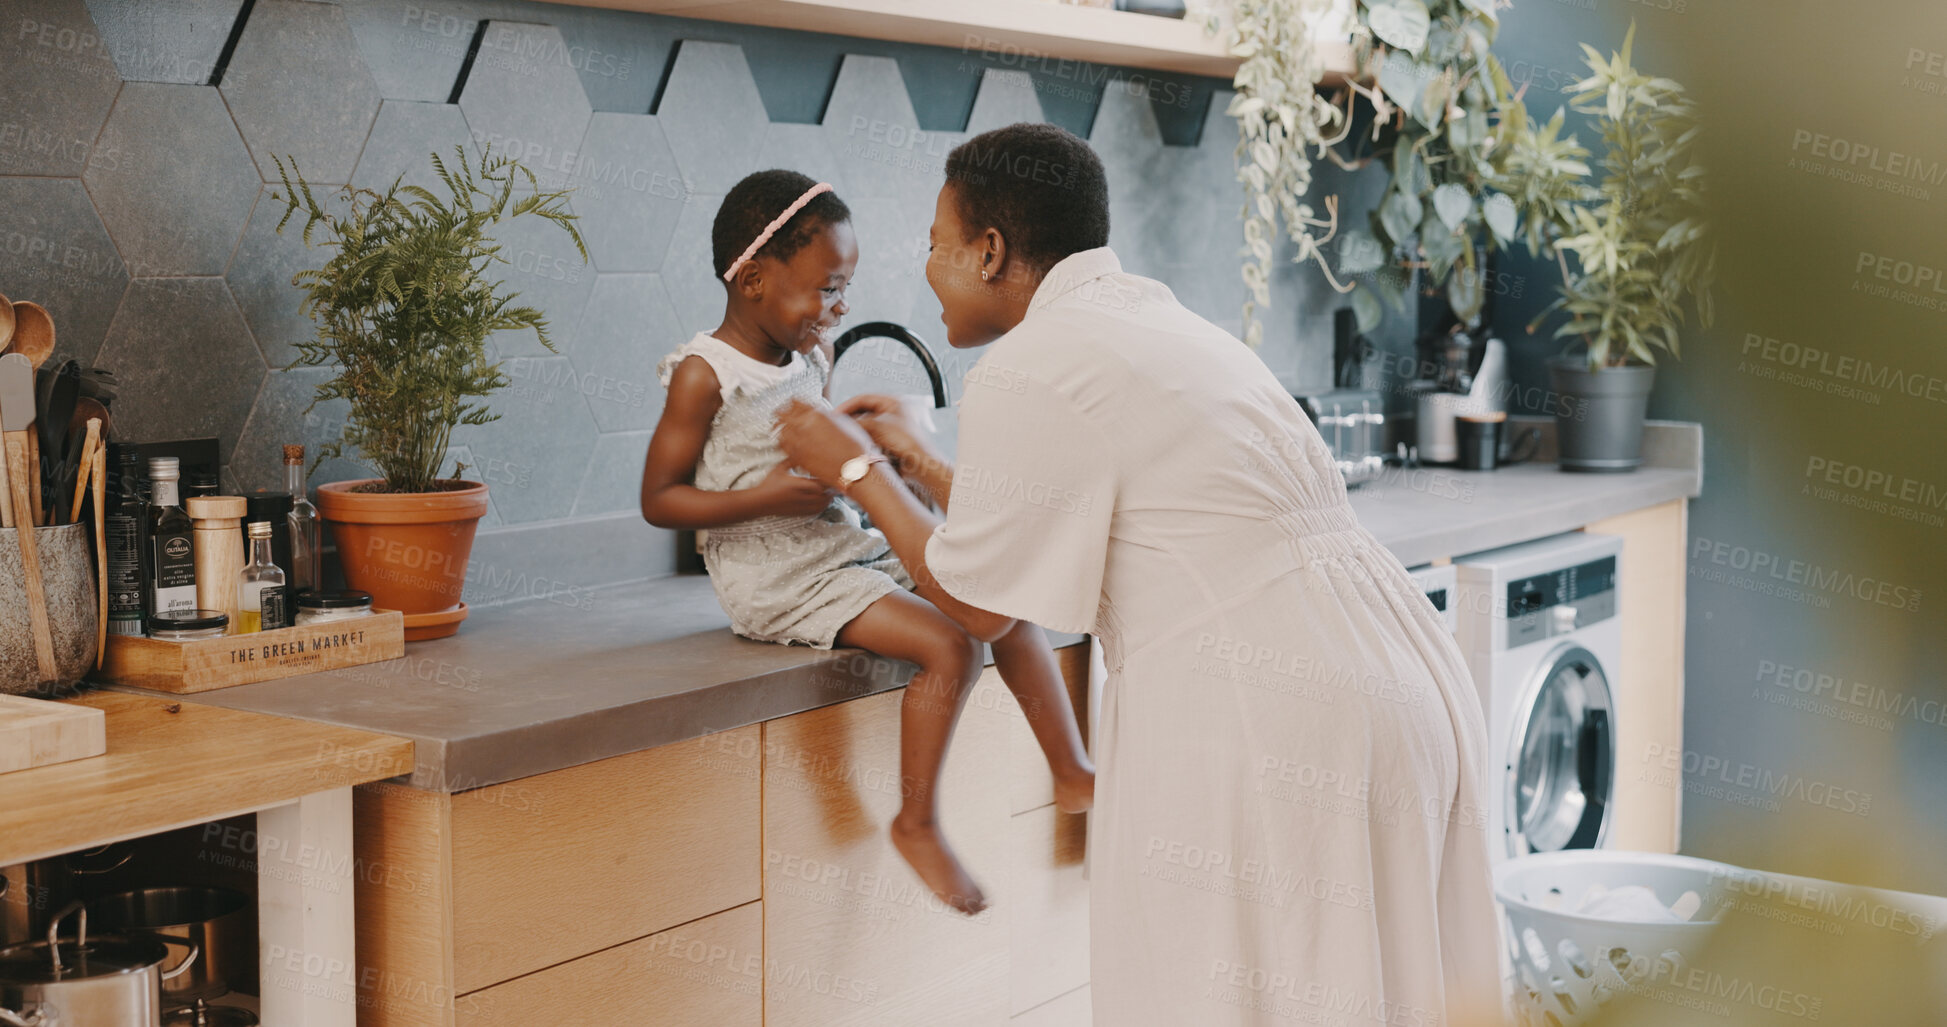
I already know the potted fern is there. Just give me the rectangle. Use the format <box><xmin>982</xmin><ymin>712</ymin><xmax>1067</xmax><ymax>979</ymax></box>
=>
<box><xmin>272</xmin><ymin>147</ymin><xmax>585</xmax><ymax>638</ymax></box>
<box><xmin>1496</xmin><ymin>24</ymin><xmax>1715</xmax><ymax>471</ymax></box>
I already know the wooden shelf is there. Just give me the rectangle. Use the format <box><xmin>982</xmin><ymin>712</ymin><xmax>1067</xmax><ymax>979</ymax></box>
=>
<box><xmin>541</xmin><ymin>0</ymin><xmax>1356</xmax><ymax>80</ymax></box>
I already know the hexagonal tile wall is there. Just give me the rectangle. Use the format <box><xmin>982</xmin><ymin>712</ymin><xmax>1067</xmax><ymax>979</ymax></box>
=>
<box><xmin>227</xmin><ymin>186</ymin><xmax>337</xmax><ymax>370</ymax></box>
<box><xmin>820</xmin><ymin>55</ymin><xmax>941</xmax><ymax>214</ymax></box>
<box><xmin>230</xmin><ymin>366</ymin><xmax>371</xmax><ymax>494</ymax></box>
<box><xmin>965</xmin><ymin>69</ymin><xmax>1045</xmax><ymax>135</ymax></box>
<box><xmin>0</xmin><ymin>176</ymin><xmax>130</xmax><ymax>366</ymax></box>
<box><xmin>571</xmin><ymin>274</ymin><xmax>684</xmax><ymax>433</ymax></box>
<box><xmin>450</xmin><ymin>354</ymin><xmax>599</xmax><ymax>523</ymax></box>
<box><xmin>843</xmin><ymin>195</ymin><xmax>929</xmax><ymax>330</ymax></box>
<box><xmin>570</xmin><ymin>429</ymin><xmax>651</xmax><ymax>517</ymax></box>
<box><xmin>0</xmin><ymin>0</ymin><xmax>122</xmax><ymax>177</ymax></box>
<box><xmin>85</xmin><ymin>0</ymin><xmax>245</xmax><ymax>85</ymax></box>
<box><xmin>659</xmin><ymin>193</ymin><xmax>726</xmax><ymax>337</ymax></box>
<box><xmin>572</xmin><ymin>112</ymin><xmax>686</xmax><ymax>272</ymax></box>
<box><xmin>656</xmin><ymin>41</ymin><xmax>768</xmax><ymax>196</ymax></box>
<box><xmin>95</xmin><ymin>277</ymin><xmax>267</xmax><ymax>445</ymax></box>
<box><xmin>484</xmin><ymin>196</ymin><xmax>596</xmax><ymax>359</ymax></box>
<box><xmin>340</xmin><ymin>0</ymin><xmax>502</xmax><ymax>103</ymax></box>
<box><xmin>440</xmin><ymin>445</ymin><xmax>503</xmax><ymax>527</ymax></box>
<box><xmin>220</xmin><ymin>0</ymin><xmax>383</xmax><ymax>185</ymax></box>
<box><xmin>458</xmin><ymin>21</ymin><xmax>593</xmax><ymax>191</ymax></box>
<box><xmin>84</xmin><ymin>82</ymin><xmax>260</xmax><ymax>276</ymax></box>
<box><xmin>350</xmin><ymin>100</ymin><xmax>475</xmax><ymax>193</ymax></box>
<box><xmin>758</xmin><ymin>123</ymin><xmax>849</xmax><ymax>200</ymax></box>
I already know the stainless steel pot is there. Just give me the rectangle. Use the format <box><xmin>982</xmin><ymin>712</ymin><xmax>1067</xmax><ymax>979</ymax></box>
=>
<box><xmin>87</xmin><ymin>889</ymin><xmax>249</xmax><ymax>1004</ymax></box>
<box><xmin>0</xmin><ymin>902</ymin><xmax>198</xmax><ymax>1027</ymax></box>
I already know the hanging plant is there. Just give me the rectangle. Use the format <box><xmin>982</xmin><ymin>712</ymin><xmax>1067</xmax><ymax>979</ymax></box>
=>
<box><xmin>1217</xmin><ymin>0</ymin><xmax>1352</xmax><ymax>347</ymax></box>
<box><xmin>1329</xmin><ymin>0</ymin><xmax>1523</xmax><ymax>334</ymax></box>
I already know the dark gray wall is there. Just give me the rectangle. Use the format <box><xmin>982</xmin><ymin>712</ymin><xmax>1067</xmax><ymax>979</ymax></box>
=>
<box><xmin>1490</xmin><ymin>0</ymin><xmax>1947</xmax><ymax>895</ymax></box>
<box><xmin>0</xmin><ymin>0</ymin><xmax>1393</xmax><ymax>610</ymax></box>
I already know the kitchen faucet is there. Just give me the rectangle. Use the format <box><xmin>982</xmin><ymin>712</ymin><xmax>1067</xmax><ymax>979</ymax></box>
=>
<box><xmin>830</xmin><ymin>322</ymin><xmax>950</xmax><ymax>410</ymax></box>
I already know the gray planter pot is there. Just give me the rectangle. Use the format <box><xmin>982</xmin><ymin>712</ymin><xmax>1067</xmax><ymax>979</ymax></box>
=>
<box><xmin>1549</xmin><ymin>359</ymin><xmax>1656</xmax><ymax>473</ymax></box>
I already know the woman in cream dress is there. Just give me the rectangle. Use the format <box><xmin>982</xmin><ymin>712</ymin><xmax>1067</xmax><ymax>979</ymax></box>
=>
<box><xmin>776</xmin><ymin>123</ymin><xmax>1502</xmax><ymax>1027</ymax></box>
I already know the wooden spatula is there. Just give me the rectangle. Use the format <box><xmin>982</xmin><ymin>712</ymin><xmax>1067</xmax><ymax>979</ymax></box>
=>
<box><xmin>92</xmin><ymin>434</ymin><xmax>107</xmax><ymax>669</ymax></box>
<box><xmin>0</xmin><ymin>352</ymin><xmax>57</xmax><ymax>685</ymax></box>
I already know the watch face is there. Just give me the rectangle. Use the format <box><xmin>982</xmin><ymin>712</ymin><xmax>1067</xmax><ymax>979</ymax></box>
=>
<box><xmin>841</xmin><ymin>456</ymin><xmax>868</xmax><ymax>481</ymax></box>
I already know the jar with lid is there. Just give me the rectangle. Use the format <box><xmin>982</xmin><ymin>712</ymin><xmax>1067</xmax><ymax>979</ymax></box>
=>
<box><xmin>147</xmin><ymin>610</ymin><xmax>230</xmax><ymax>641</ymax></box>
<box><xmin>294</xmin><ymin>589</ymin><xmax>374</xmax><ymax>625</ymax></box>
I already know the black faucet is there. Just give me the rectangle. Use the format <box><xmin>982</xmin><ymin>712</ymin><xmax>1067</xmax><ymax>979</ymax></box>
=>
<box><xmin>830</xmin><ymin>322</ymin><xmax>949</xmax><ymax>409</ymax></box>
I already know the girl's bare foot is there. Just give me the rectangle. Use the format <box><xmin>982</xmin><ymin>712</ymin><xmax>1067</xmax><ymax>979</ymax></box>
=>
<box><xmin>1054</xmin><ymin>765</ymin><xmax>1096</xmax><ymax>814</ymax></box>
<box><xmin>890</xmin><ymin>813</ymin><xmax>988</xmax><ymax>915</ymax></box>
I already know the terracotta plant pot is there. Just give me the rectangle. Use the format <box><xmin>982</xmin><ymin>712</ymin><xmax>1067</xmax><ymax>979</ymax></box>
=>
<box><xmin>315</xmin><ymin>479</ymin><xmax>488</xmax><ymax>641</ymax></box>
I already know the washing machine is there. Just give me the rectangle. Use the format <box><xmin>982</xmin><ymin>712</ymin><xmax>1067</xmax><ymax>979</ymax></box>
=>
<box><xmin>1456</xmin><ymin>531</ymin><xmax>1622</xmax><ymax>866</ymax></box>
<box><xmin>1405</xmin><ymin>562</ymin><xmax>1458</xmax><ymax>635</ymax></box>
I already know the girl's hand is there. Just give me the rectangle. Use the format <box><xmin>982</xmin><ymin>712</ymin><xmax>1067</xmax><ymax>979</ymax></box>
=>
<box><xmin>774</xmin><ymin>397</ymin><xmax>875</xmax><ymax>488</ymax></box>
<box><xmin>756</xmin><ymin>459</ymin><xmax>837</xmax><ymax>516</ymax></box>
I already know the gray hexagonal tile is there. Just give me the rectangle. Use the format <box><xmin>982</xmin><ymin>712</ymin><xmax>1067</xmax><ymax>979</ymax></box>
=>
<box><xmin>0</xmin><ymin>176</ymin><xmax>130</xmax><ymax>365</ymax></box>
<box><xmin>658</xmin><ymin>192</ymin><xmax>725</xmax><ymax>337</ymax></box>
<box><xmin>0</xmin><ymin>0</ymin><xmax>123</xmax><ymax>176</ymax></box>
<box><xmin>820</xmin><ymin>55</ymin><xmax>941</xmax><ymax>211</ymax></box>
<box><xmin>844</xmin><ymin>196</ymin><xmax>928</xmax><ymax>329</ymax></box>
<box><xmin>655</xmin><ymin>41</ymin><xmax>766</xmax><ymax>196</ymax></box>
<box><xmin>758</xmin><ymin>122</ymin><xmax>848</xmax><ymax>199</ymax></box>
<box><xmin>85</xmin><ymin>0</ymin><xmax>243</xmax><ymax>85</ymax></box>
<box><xmin>229</xmin><ymin>366</ymin><xmax>371</xmax><ymax>494</ymax></box>
<box><xmin>549</xmin><ymin>4</ymin><xmax>665</xmax><ymax>114</ymax></box>
<box><xmin>450</xmin><ymin>354</ymin><xmax>598</xmax><ymax>523</ymax></box>
<box><xmin>349</xmin><ymin>99</ymin><xmax>474</xmax><ymax>193</ymax></box>
<box><xmin>571</xmin><ymin>112</ymin><xmax>686</xmax><ymax>272</ymax></box>
<box><xmin>570</xmin><ymin>430</ymin><xmax>649</xmax><ymax>517</ymax></box>
<box><xmin>485</xmin><ymin>194</ymin><xmax>595</xmax><ymax>359</ymax></box>
<box><xmin>96</xmin><ymin>278</ymin><xmax>267</xmax><ymax>445</ymax></box>
<box><xmin>221</xmin><ymin>0</ymin><xmax>382</xmax><ymax>184</ymax></box>
<box><xmin>965</xmin><ymin>68</ymin><xmax>1044</xmax><ymax>134</ymax></box>
<box><xmin>458</xmin><ymin>21</ymin><xmax>592</xmax><ymax>191</ymax></box>
<box><xmin>570</xmin><ymin>274</ymin><xmax>683</xmax><ymax>433</ymax></box>
<box><xmin>439</xmin><ymin>445</ymin><xmax>502</xmax><ymax>526</ymax></box>
<box><xmin>227</xmin><ymin>186</ymin><xmax>336</xmax><ymax>370</ymax></box>
<box><xmin>85</xmin><ymin>82</ymin><xmax>259</xmax><ymax>276</ymax></box>
<box><xmin>341</xmin><ymin>0</ymin><xmax>504</xmax><ymax>102</ymax></box>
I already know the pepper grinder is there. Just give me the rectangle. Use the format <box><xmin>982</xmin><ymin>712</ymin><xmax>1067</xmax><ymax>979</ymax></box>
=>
<box><xmin>186</xmin><ymin>496</ymin><xmax>248</xmax><ymax>631</ymax></box>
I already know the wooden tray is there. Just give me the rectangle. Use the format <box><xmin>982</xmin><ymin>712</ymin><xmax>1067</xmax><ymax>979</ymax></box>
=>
<box><xmin>97</xmin><ymin>610</ymin><xmax>405</xmax><ymax>693</ymax></box>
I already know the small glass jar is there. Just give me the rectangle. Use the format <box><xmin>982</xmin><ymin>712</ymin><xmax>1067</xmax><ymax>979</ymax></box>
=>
<box><xmin>148</xmin><ymin>609</ymin><xmax>230</xmax><ymax>640</ymax></box>
<box><xmin>294</xmin><ymin>589</ymin><xmax>374</xmax><ymax>625</ymax></box>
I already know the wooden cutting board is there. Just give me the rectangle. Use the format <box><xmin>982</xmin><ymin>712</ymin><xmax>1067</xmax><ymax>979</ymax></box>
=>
<box><xmin>0</xmin><ymin>693</ymin><xmax>107</xmax><ymax>773</ymax></box>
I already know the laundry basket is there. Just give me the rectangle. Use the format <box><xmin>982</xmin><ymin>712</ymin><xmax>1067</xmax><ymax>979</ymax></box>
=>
<box><xmin>1494</xmin><ymin>851</ymin><xmax>1737</xmax><ymax>1026</ymax></box>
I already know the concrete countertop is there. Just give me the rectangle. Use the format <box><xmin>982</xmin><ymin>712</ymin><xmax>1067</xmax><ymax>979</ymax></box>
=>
<box><xmin>111</xmin><ymin>420</ymin><xmax>1701</xmax><ymax>792</ymax></box>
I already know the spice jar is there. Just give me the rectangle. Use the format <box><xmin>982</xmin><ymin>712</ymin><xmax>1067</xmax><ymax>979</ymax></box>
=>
<box><xmin>148</xmin><ymin>610</ymin><xmax>230</xmax><ymax>641</ymax></box>
<box><xmin>294</xmin><ymin>589</ymin><xmax>373</xmax><ymax>625</ymax></box>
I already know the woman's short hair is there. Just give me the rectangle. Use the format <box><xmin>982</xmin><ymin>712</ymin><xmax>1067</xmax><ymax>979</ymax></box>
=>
<box><xmin>712</xmin><ymin>169</ymin><xmax>853</xmax><ymax>279</ymax></box>
<box><xmin>944</xmin><ymin>122</ymin><xmax>1109</xmax><ymax>270</ymax></box>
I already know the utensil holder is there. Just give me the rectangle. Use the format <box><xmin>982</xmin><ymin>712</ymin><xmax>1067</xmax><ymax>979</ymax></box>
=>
<box><xmin>0</xmin><ymin>522</ymin><xmax>97</xmax><ymax>696</ymax></box>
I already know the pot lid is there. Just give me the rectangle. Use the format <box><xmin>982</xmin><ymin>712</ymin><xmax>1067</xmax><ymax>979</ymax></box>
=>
<box><xmin>0</xmin><ymin>935</ymin><xmax>172</xmax><ymax>984</ymax></box>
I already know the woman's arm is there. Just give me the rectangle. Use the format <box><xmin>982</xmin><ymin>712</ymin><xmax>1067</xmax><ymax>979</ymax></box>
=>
<box><xmin>641</xmin><ymin>356</ymin><xmax>832</xmax><ymax>529</ymax></box>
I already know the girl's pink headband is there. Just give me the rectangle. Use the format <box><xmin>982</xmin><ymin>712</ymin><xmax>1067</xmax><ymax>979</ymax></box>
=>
<box><xmin>722</xmin><ymin>182</ymin><xmax>834</xmax><ymax>283</ymax></box>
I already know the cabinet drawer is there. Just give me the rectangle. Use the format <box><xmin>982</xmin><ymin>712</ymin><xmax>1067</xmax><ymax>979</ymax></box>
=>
<box><xmin>450</xmin><ymin>725</ymin><xmax>761</xmax><ymax>992</ymax></box>
<box><xmin>457</xmin><ymin>902</ymin><xmax>763</xmax><ymax>1027</ymax></box>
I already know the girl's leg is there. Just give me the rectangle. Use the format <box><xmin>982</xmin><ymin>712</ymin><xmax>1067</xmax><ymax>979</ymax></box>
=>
<box><xmin>989</xmin><ymin>621</ymin><xmax>1096</xmax><ymax>813</ymax></box>
<box><xmin>836</xmin><ymin>589</ymin><xmax>988</xmax><ymax>914</ymax></box>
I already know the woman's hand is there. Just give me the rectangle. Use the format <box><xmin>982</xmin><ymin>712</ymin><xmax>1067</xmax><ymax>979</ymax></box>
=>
<box><xmin>773</xmin><ymin>397</ymin><xmax>876</xmax><ymax>488</ymax></box>
<box><xmin>838</xmin><ymin>394</ymin><xmax>946</xmax><ymax>477</ymax></box>
<box><xmin>754</xmin><ymin>459</ymin><xmax>837</xmax><ymax>516</ymax></box>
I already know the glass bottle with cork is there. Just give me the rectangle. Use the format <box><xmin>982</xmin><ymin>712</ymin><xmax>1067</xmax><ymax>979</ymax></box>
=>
<box><xmin>284</xmin><ymin>444</ymin><xmax>322</xmax><ymax>594</ymax></box>
<box><xmin>237</xmin><ymin>520</ymin><xmax>293</xmax><ymax>633</ymax></box>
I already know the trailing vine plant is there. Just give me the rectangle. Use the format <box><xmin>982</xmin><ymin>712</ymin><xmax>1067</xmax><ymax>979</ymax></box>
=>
<box><xmin>272</xmin><ymin>146</ymin><xmax>586</xmax><ymax>494</ymax></box>
<box><xmin>1217</xmin><ymin>0</ymin><xmax>1352</xmax><ymax>348</ymax></box>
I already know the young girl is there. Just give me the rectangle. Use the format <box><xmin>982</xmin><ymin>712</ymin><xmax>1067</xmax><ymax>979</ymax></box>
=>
<box><xmin>641</xmin><ymin>169</ymin><xmax>1094</xmax><ymax>913</ymax></box>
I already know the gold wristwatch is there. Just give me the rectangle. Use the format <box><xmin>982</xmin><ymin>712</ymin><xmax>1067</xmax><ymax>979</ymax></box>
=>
<box><xmin>836</xmin><ymin>452</ymin><xmax>888</xmax><ymax>494</ymax></box>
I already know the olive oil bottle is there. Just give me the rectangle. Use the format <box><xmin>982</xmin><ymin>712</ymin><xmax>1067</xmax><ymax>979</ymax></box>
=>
<box><xmin>142</xmin><ymin>457</ymin><xmax>198</xmax><ymax>626</ymax></box>
<box><xmin>236</xmin><ymin>520</ymin><xmax>291</xmax><ymax>633</ymax></box>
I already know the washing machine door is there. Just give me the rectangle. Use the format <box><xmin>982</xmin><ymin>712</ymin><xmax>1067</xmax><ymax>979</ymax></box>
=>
<box><xmin>1505</xmin><ymin>644</ymin><xmax>1615</xmax><ymax>859</ymax></box>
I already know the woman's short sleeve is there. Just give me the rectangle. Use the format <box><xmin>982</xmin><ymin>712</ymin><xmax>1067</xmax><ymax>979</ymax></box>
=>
<box><xmin>924</xmin><ymin>377</ymin><xmax>1116</xmax><ymax>636</ymax></box>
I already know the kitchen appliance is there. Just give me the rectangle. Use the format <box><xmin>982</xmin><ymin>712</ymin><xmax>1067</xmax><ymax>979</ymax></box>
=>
<box><xmin>1295</xmin><ymin>390</ymin><xmax>1386</xmax><ymax>488</ymax></box>
<box><xmin>1404</xmin><ymin>562</ymin><xmax>1457</xmax><ymax>635</ymax></box>
<box><xmin>1412</xmin><ymin>329</ymin><xmax>1508</xmax><ymax>464</ymax></box>
<box><xmin>1455</xmin><ymin>531</ymin><xmax>1622</xmax><ymax>865</ymax></box>
<box><xmin>0</xmin><ymin>901</ymin><xmax>199</xmax><ymax>1027</ymax></box>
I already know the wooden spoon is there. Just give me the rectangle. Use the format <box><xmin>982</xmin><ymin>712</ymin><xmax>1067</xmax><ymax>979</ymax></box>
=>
<box><xmin>0</xmin><ymin>292</ymin><xmax>14</xmax><ymax>353</ymax></box>
<box><xmin>7</xmin><ymin>302</ymin><xmax>53</xmax><ymax>367</ymax></box>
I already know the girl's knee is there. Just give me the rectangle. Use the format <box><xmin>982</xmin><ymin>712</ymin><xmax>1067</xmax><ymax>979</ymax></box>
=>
<box><xmin>922</xmin><ymin>628</ymin><xmax>982</xmax><ymax>684</ymax></box>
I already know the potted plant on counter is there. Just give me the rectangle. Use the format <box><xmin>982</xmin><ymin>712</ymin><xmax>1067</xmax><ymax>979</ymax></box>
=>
<box><xmin>272</xmin><ymin>147</ymin><xmax>585</xmax><ymax>638</ymax></box>
<box><xmin>1497</xmin><ymin>24</ymin><xmax>1715</xmax><ymax>472</ymax></box>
